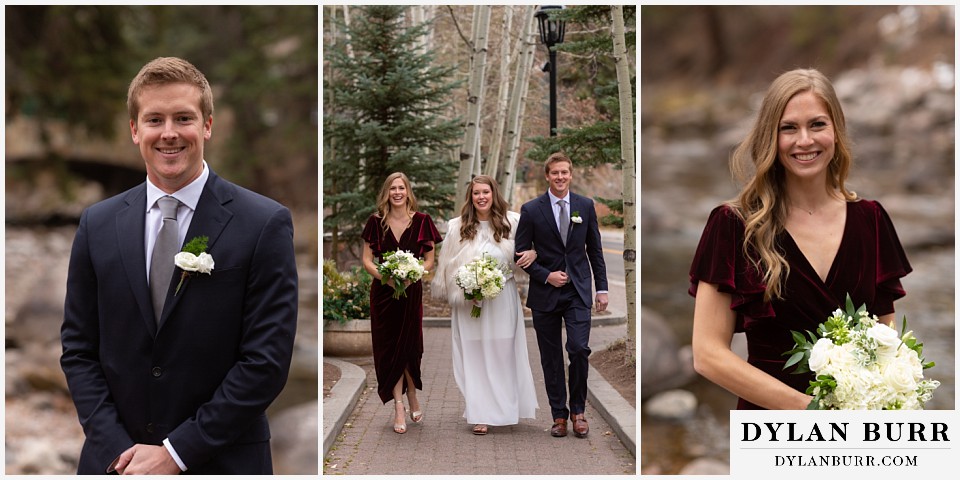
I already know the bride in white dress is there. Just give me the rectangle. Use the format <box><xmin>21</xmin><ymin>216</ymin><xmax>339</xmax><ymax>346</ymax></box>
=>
<box><xmin>432</xmin><ymin>175</ymin><xmax>539</xmax><ymax>435</ymax></box>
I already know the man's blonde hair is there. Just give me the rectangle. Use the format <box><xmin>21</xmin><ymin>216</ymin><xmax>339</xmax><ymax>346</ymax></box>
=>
<box><xmin>127</xmin><ymin>57</ymin><xmax>214</xmax><ymax>122</ymax></box>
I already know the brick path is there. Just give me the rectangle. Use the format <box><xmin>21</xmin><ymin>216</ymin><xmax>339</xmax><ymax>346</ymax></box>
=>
<box><xmin>323</xmin><ymin>323</ymin><xmax>634</xmax><ymax>475</ymax></box>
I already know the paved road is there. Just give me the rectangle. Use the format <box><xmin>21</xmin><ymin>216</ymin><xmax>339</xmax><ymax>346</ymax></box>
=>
<box><xmin>600</xmin><ymin>228</ymin><xmax>630</xmax><ymax>317</ymax></box>
<box><xmin>323</xmin><ymin>323</ymin><xmax>635</xmax><ymax>475</ymax></box>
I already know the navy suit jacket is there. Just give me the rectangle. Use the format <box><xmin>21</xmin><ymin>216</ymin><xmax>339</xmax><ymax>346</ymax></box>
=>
<box><xmin>515</xmin><ymin>191</ymin><xmax>607</xmax><ymax>311</ymax></box>
<box><xmin>60</xmin><ymin>170</ymin><xmax>298</xmax><ymax>474</ymax></box>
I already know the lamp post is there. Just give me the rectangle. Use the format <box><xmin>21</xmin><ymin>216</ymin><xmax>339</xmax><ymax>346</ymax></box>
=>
<box><xmin>536</xmin><ymin>5</ymin><xmax>566</xmax><ymax>137</ymax></box>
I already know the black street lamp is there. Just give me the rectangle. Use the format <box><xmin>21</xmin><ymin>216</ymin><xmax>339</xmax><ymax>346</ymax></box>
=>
<box><xmin>535</xmin><ymin>5</ymin><xmax>566</xmax><ymax>137</ymax></box>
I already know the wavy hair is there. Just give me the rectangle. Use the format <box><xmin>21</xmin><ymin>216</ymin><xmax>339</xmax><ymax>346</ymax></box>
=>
<box><xmin>728</xmin><ymin>68</ymin><xmax>857</xmax><ymax>302</ymax></box>
<box><xmin>375</xmin><ymin>172</ymin><xmax>418</xmax><ymax>229</ymax></box>
<box><xmin>460</xmin><ymin>175</ymin><xmax>511</xmax><ymax>242</ymax></box>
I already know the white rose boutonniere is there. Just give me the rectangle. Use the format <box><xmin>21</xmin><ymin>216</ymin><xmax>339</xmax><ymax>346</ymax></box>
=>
<box><xmin>174</xmin><ymin>235</ymin><xmax>215</xmax><ymax>295</ymax></box>
<box><xmin>570</xmin><ymin>211</ymin><xmax>583</xmax><ymax>224</ymax></box>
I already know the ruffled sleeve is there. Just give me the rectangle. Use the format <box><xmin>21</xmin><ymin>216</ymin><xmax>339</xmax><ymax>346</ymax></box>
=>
<box><xmin>870</xmin><ymin>200</ymin><xmax>912</xmax><ymax>315</ymax></box>
<box><xmin>414</xmin><ymin>212</ymin><xmax>443</xmax><ymax>257</ymax></box>
<box><xmin>361</xmin><ymin>215</ymin><xmax>382</xmax><ymax>253</ymax></box>
<box><xmin>688</xmin><ymin>205</ymin><xmax>773</xmax><ymax>329</ymax></box>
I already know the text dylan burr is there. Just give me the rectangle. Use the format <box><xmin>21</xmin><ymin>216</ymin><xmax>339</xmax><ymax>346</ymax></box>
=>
<box><xmin>742</xmin><ymin>422</ymin><xmax>949</xmax><ymax>442</ymax></box>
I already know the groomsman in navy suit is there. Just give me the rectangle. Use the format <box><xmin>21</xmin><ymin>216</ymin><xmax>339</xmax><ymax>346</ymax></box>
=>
<box><xmin>61</xmin><ymin>57</ymin><xmax>298</xmax><ymax>474</ymax></box>
<box><xmin>515</xmin><ymin>152</ymin><xmax>608</xmax><ymax>438</ymax></box>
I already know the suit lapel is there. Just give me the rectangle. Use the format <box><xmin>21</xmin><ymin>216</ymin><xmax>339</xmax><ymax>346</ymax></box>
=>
<box><xmin>568</xmin><ymin>193</ymin><xmax>584</xmax><ymax>245</ymax></box>
<box><xmin>116</xmin><ymin>185</ymin><xmax>157</xmax><ymax>336</ymax></box>
<box><xmin>158</xmin><ymin>172</ymin><xmax>234</xmax><ymax>330</ymax></box>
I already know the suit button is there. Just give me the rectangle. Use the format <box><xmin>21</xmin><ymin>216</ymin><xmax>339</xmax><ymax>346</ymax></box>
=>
<box><xmin>146</xmin><ymin>423</ymin><xmax>155</xmax><ymax>434</ymax></box>
<box><xmin>152</xmin><ymin>367</ymin><xmax>162</xmax><ymax>377</ymax></box>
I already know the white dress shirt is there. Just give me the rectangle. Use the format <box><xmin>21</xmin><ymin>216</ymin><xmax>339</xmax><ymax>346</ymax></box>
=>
<box><xmin>144</xmin><ymin>161</ymin><xmax>209</xmax><ymax>285</ymax></box>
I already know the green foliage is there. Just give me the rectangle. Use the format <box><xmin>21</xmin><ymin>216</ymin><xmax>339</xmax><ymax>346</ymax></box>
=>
<box><xmin>5</xmin><ymin>5</ymin><xmax>318</xmax><ymax>209</ymax></box>
<box><xmin>324</xmin><ymin>5</ymin><xmax>463</xmax><ymax>253</ymax></box>
<box><xmin>322</xmin><ymin>260</ymin><xmax>373</xmax><ymax>325</ymax></box>
<box><xmin>181</xmin><ymin>236</ymin><xmax>209</xmax><ymax>256</ymax></box>
<box><xmin>805</xmin><ymin>374</ymin><xmax>838</xmax><ymax>409</ymax></box>
<box><xmin>595</xmin><ymin>196</ymin><xmax>624</xmax><ymax>228</ymax></box>
<box><xmin>6</xmin><ymin>6</ymin><xmax>132</xmax><ymax>138</ymax></box>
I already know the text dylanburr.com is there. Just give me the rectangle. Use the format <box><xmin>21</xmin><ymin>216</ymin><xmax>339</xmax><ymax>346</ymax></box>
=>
<box><xmin>730</xmin><ymin>410</ymin><xmax>956</xmax><ymax>477</ymax></box>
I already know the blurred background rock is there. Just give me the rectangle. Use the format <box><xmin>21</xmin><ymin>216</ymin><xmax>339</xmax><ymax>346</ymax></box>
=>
<box><xmin>640</xmin><ymin>5</ymin><xmax>954</xmax><ymax>475</ymax></box>
<box><xmin>4</xmin><ymin>5</ymin><xmax>318</xmax><ymax>474</ymax></box>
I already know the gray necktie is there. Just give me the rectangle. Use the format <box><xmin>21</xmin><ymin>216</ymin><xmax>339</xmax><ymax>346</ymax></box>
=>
<box><xmin>150</xmin><ymin>196</ymin><xmax>180</xmax><ymax>321</ymax></box>
<box><xmin>558</xmin><ymin>199</ymin><xmax>569</xmax><ymax>246</ymax></box>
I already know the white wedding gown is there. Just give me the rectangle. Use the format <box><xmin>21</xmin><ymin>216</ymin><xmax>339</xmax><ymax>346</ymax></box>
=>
<box><xmin>434</xmin><ymin>214</ymin><xmax>538</xmax><ymax>425</ymax></box>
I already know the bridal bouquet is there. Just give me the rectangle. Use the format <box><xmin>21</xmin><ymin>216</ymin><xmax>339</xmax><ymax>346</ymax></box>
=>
<box><xmin>455</xmin><ymin>254</ymin><xmax>506</xmax><ymax>318</ymax></box>
<box><xmin>784</xmin><ymin>294</ymin><xmax>939</xmax><ymax>410</ymax></box>
<box><xmin>377</xmin><ymin>250</ymin><xmax>426</xmax><ymax>299</ymax></box>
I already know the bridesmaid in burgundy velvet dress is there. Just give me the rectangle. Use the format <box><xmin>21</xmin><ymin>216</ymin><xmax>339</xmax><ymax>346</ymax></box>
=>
<box><xmin>689</xmin><ymin>69</ymin><xmax>912</xmax><ymax>410</ymax></box>
<box><xmin>362</xmin><ymin>172</ymin><xmax>442</xmax><ymax>433</ymax></box>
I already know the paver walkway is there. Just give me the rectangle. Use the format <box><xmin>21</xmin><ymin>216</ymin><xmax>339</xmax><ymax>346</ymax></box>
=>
<box><xmin>323</xmin><ymin>323</ymin><xmax>635</xmax><ymax>475</ymax></box>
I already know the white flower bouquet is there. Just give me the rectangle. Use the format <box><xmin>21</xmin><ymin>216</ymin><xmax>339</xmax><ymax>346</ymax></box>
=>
<box><xmin>377</xmin><ymin>250</ymin><xmax>426</xmax><ymax>300</ymax></box>
<box><xmin>784</xmin><ymin>294</ymin><xmax>940</xmax><ymax>410</ymax></box>
<box><xmin>455</xmin><ymin>254</ymin><xmax>506</xmax><ymax>318</ymax></box>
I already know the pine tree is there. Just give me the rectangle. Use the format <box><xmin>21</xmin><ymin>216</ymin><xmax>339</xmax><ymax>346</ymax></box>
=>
<box><xmin>324</xmin><ymin>5</ymin><xmax>463</xmax><ymax>256</ymax></box>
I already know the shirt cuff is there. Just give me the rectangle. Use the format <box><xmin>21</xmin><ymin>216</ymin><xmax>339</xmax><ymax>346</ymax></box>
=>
<box><xmin>163</xmin><ymin>438</ymin><xmax>188</xmax><ymax>472</ymax></box>
<box><xmin>596</xmin><ymin>291</ymin><xmax>608</xmax><ymax>295</ymax></box>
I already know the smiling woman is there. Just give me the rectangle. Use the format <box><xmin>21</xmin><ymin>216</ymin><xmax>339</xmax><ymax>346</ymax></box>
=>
<box><xmin>688</xmin><ymin>68</ymin><xmax>913</xmax><ymax>411</ymax></box>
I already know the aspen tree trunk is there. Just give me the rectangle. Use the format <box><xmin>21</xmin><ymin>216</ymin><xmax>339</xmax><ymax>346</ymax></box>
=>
<box><xmin>611</xmin><ymin>5</ymin><xmax>636</xmax><ymax>361</ymax></box>
<box><xmin>483</xmin><ymin>6</ymin><xmax>515</xmax><ymax>179</ymax></box>
<box><xmin>343</xmin><ymin>5</ymin><xmax>354</xmax><ymax>60</ymax></box>
<box><xmin>455</xmin><ymin>5</ymin><xmax>492</xmax><ymax>211</ymax></box>
<box><xmin>410</xmin><ymin>5</ymin><xmax>435</xmax><ymax>53</ymax></box>
<box><xmin>500</xmin><ymin>5</ymin><xmax>536</xmax><ymax>205</ymax></box>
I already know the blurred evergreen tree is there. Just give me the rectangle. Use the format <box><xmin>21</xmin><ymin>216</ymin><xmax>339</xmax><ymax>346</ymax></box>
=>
<box><xmin>5</xmin><ymin>5</ymin><xmax>318</xmax><ymax>208</ymax></box>
<box><xmin>324</xmin><ymin>5</ymin><xmax>463</xmax><ymax>257</ymax></box>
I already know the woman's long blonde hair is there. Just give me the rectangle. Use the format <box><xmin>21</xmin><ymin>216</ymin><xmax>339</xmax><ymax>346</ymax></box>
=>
<box><xmin>375</xmin><ymin>172</ymin><xmax>418</xmax><ymax>229</ymax></box>
<box><xmin>460</xmin><ymin>175</ymin><xmax>511</xmax><ymax>242</ymax></box>
<box><xmin>728</xmin><ymin>68</ymin><xmax>857</xmax><ymax>302</ymax></box>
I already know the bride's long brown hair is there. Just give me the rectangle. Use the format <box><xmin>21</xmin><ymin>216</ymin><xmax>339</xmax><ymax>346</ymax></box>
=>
<box><xmin>459</xmin><ymin>175</ymin><xmax>511</xmax><ymax>242</ymax></box>
<box><xmin>728</xmin><ymin>69</ymin><xmax>857</xmax><ymax>302</ymax></box>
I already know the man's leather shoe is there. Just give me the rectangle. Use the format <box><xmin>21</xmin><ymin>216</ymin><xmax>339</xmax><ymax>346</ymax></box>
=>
<box><xmin>571</xmin><ymin>413</ymin><xmax>589</xmax><ymax>438</ymax></box>
<box><xmin>550</xmin><ymin>418</ymin><xmax>567</xmax><ymax>437</ymax></box>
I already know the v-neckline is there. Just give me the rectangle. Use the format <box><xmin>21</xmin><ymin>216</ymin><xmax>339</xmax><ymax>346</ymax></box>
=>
<box><xmin>387</xmin><ymin>213</ymin><xmax>413</xmax><ymax>244</ymax></box>
<box><xmin>783</xmin><ymin>202</ymin><xmax>849</xmax><ymax>285</ymax></box>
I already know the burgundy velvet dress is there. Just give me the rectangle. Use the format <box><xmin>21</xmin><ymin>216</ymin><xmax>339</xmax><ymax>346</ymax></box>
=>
<box><xmin>362</xmin><ymin>212</ymin><xmax>443</xmax><ymax>404</ymax></box>
<box><xmin>689</xmin><ymin>200</ymin><xmax>912</xmax><ymax>409</ymax></box>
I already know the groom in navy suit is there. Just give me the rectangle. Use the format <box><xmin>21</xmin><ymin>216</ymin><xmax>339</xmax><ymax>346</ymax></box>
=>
<box><xmin>60</xmin><ymin>57</ymin><xmax>298</xmax><ymax>474</ymax></box>
<box><xmin>515</xmin><ymin>152</ymin><xmax>608</xmax><ymax>438</ymax></box>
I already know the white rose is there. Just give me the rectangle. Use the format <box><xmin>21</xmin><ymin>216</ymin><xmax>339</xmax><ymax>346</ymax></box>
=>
<box><xmin>882</xmin><ymin>359</ymin><xmax>919</xmax><ymax>393</ymax></box>
<box><xmin>866</xmin><ymin>323</ymin><xmax>900</xmax><ymax>347</ymax></box>
<box><xmin>895</xmin><ymin>347</ymin><xmax>924</xmax><ymax>380</ymax></box>
<box><xmin>174</xmin><ymin>251</ymin><xmax>215</xmax><ymax>274</ymax></box>
<box><xmin>196</xmin><ymin>252</ymin><xmax>215</xmax><ymax>274</ymax></box>
<box><xmin>808</xmin><ymin>338</ymin><xmax>835</xmax><ymax>372</ymax></box>
<box><xmin>175</xmin><ymin>252</ymin><xmax>202</xmax><ymax>272</ymax></box>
